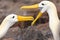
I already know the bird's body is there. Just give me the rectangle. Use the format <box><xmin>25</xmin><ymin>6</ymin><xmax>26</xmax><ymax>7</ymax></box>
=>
<box><xmin>42</xmin><ymin>1</ymin><xmax>60</xmax><ymax>40</ymax></box>
<box><xmin>21</xmin><ymin>1</ymin><xmax>60</xmax><ymax>40</ymax></box>
<box><xmin>0</xmin><ymin>14</ymin><xmax>34</xmax><ymax>38</ymax></box>
<box><xmin>46</xmin><ymin>2</ymin><xmax>60</xmax><ymax>40</ymax></box>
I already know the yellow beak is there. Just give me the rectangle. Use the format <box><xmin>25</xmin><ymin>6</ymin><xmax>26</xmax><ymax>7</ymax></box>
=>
<box><xmin>20</xmin><ymin>4</ymin><xmax>43</xmax><ymax>25</ymax></box>
<box><xmin>31</xmin><ymin>12</ymin><xmax>42</xmax><ymax>26</ymax></box>
<box><xmin>17</xmin><ymin>16</ymin><xmax>34</xmax><ymax>21</ymax></box>
<box><xmin>20</xmin><ymin>4</ymin><xmax>39</xmax><ymax>9</ymax></box>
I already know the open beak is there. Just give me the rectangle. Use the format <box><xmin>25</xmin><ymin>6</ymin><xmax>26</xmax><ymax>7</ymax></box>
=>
<box><xmin>20</xmin><ymin>4</ymin><xmax>39</xmax><ymax>9</ymax></box>
<box><xmin>31</xmin><ymin>12</ymin><xmax>42</xmax><ymax>26</ymax></box>
<box><xmin>20</xmin><ymin>4</ymin><xmax>43</xmax><ymax>25</ymax></box>
<box><xmin>17</xmin><ymin>16</ymin><xmax>34</xmax><ymax>21</ymax></box>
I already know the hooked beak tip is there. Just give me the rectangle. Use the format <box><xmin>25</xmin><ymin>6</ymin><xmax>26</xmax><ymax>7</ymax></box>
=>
<box><xmin>17</xmin><ymin>16</ymin><xmax>34</xmax><ymax>21</ymax></box>
<box><xmin>20</xmin><ymin>4</ymin><xmax>39</xmax><ymax>9</ymax></box>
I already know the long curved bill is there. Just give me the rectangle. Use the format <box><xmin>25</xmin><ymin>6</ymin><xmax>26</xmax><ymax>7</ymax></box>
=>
<box><xmin>20</xmin><ymin>4</ymin><xmax>43</xmax><ymax>25</ymax></box>
<box><xmin>20</xmin><ymin>4</ymin><xmax>39</xmax><ymax>9</ymax></box>
<box><xmin>17</xmin><ymin>16</ymin><xmax>34</xmax><ymax>21</ymax></box>
<box><xmin>31</xmin><ymin>12</ymin><xmax>42</xmax><ymax>26</ymax></box>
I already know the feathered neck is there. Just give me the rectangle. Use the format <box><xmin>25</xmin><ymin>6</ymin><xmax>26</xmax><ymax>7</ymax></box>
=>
<box><xmin>0</xmin><ymin>17</ymin><xmax>14</xmax><ymax>38</ymax></box>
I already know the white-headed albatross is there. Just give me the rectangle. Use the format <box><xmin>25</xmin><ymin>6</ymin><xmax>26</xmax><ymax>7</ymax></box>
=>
<box><xmin>0</xmin><ymin>14</ymin><xmax>34</xmax><ymax>38</ymax></box>
<box><xmin>21</xmin><ymin>1</ymin><xmax>60</xmax><ymax>40</ymax></box>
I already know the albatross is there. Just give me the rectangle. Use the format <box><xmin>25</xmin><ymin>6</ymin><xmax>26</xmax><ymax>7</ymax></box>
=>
<box><xmin>0</xmin><ymin>14</ymin><xmax>34</xmax><ymax>38</ymax></box>
<box><xmin>21</xmin><ymin>1</ymin><xmax>60</xmax><ymax>40</ymax></box>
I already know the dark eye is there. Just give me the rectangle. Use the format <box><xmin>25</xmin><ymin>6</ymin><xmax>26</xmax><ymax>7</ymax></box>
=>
<box><xmin>42</xmin><ymin>3</ymin><xmax>44</xmax><ymax>5</ymax></box>
<box><xmin>12</xmin><ymin>16</ymin><xmax>15</xmax><ymax>18</ymax></box>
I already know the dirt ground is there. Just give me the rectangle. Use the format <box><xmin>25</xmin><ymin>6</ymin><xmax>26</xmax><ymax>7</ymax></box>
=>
<box><xmin>1</xmin><ymin>23</ymin><xmax>54</xmax><ymax>40</ymax></box>
<box><xmin>0</xmin><ymin>0</ymin><xmax>60</xmax><ymax>40</ymax></box>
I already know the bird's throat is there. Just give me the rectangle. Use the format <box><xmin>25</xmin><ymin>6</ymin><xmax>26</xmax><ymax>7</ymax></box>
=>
<box><xmin>0</xmin><ymin>19</ymin><xmax>15</xmax><ymax>38</ymax></box>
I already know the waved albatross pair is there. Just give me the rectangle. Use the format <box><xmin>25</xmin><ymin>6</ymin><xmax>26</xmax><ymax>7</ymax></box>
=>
<box><xmin>21</xmin><ymin>1</ymin><xmax>60</xmax><ymax>40</ymax></box>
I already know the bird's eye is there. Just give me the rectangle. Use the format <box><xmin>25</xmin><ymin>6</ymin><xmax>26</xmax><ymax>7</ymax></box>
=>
<box><xmin>12</xmin><ymin>16</ymin><xmax>15</xmax><ymax>18</ymax></box>
<box><xmin>42</xmin><ymin>3</ymin><xmax>44</xmax><ymax>5</ymax></box>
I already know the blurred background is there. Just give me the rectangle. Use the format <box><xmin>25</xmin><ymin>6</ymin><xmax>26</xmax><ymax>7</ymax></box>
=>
<box><xmin>0</xmin><ymin>0</ymin><xmax>60</xmax><ymax>40</ymax></box>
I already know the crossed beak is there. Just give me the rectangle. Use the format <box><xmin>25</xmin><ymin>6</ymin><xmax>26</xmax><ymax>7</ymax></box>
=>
<box><xmin>17</xmin><ymin>16</ymin><xmax>34</xmax><ymax>21</ymax></box>
<box><xmin>20</xmin><ymin>4</ymin><xmax>43</xmax><ymax>25</ymax></box>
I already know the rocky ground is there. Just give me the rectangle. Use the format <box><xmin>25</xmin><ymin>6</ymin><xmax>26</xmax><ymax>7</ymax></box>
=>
<box><xmin>0</xmin><ymin>0</ymin><xmax>60</xmax><ymax>40</ymax></box>
<box><xmin>1</xmin><ymin>23</ymin><xmax>54</xmax><ymax>40</ymax></box>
